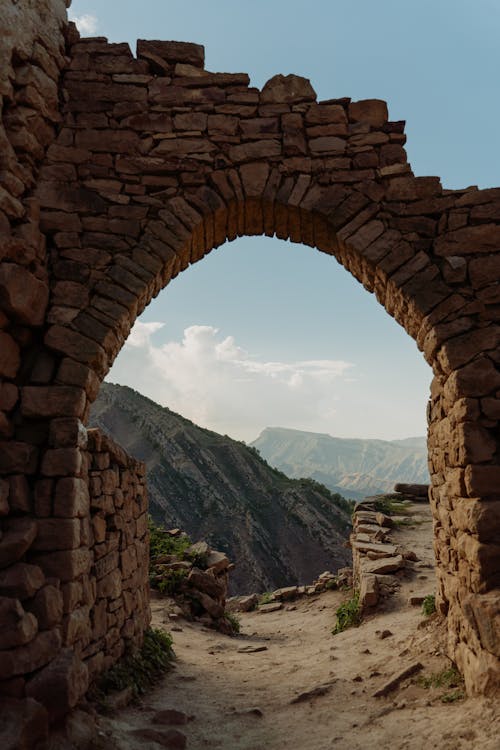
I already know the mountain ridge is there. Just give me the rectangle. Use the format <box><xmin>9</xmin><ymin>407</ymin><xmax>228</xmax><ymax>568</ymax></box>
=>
<box><xmin>250</xmin><ymin>426</ymin><xmax>429</xmax><ymax>499</ymax></box>
<box><xmin>89</xmin><ymin>383</ymin><xmax>353</xmax><ymax>594</ymax></box>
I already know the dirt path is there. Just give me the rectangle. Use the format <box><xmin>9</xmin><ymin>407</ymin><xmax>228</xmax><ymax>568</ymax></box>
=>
<box><xmin>98</xmin><ymin>505</ymin><xmax>499</xmax><ymax>749</ymax></box>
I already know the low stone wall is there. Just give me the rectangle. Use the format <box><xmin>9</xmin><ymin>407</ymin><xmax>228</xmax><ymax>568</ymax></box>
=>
<box><xmin>0</xmin><ymin>426</ymin><xmax>150</xmax><ymax>729</ymax></box>
<box><xmin>82</xmin><ymin>428</ymin><xmax>150</xmax><ymax>680</ymax></box>
<box><xmin>351</xmin><ymin>500</ymin><xmax>405</xmax><ymax>611</ymax></box>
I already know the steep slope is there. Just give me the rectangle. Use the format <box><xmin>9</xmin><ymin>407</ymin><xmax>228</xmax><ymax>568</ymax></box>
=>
<box><xmin>89</xmin><ymin>383</ymin><xmax>353</xmax><ymax>594</ymax></box>
<box><xmin>251</xmin><ymin>427</ymin><xmax>429</xmax><ymax>499</ymax></box>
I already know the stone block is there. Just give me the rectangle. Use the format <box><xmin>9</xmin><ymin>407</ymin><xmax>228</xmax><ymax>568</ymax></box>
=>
<box><xmin>435</xmin><ymin>224</ymin><xmax>500</xmax><ymax>257</ymax></box>
<box><xmin>0</xmin><ymin>563</ymin><xmax>45</xmax><ymax>599</ymax></box>
<box><xmin>261</xmin><ymin>74</ymin><xmax>316</xmax><ymax>103</ymax></box>
<box><xmin>137</xmin><ymin>39</ymin><xmax>204</xmax><ymax>67</ymax></box>
<box><xmin>305</xmin><ymin>103</ymin><xmax>347</xmax><ymax>125</ymax></box>
<box><xmin>0</xmin><ymin>331</ymin><xmax>20</xmax><ymax>378</ymax></box>
<box><xmin>360</xmin><ymin>573</ymin><xmax>379</xmax><ymax>608</ymax></box>
<box><xmin>0</xmin><ymin>383</ymin><xmax>18</xmax><ymax>411</ymax></box>
<box><xmin>0</xmin><ymin>264</ymin><xmax>49</xmax><ymax>325</ymax></box>
<box><xmin>0</xmin><ymin>478</ymin><xmax>8</xmax><ymax>516</ymax></box>
<box><xmin>8</xmin><ymin>475</ymin><xmax>31</xmax><ymax>512</ymax></box>
<box><xmin>21</xmin><ymin>386</ymin><xmax>86</xmax><ymax>419</ymax></box>
<box><xmin>56</xmin><ymin>358</ymin><xmax>100</xmax><ymax>401</ymax></box>
<box><xmin>26</xmin><ymin>648</ymin><xmax>89</xmax><ymax>723</ymax></box>
<box><xmin>0</xmin><ymin>441</ymin><xmax>38</xmax><ymax>474</ymax></box>
<box><xmin>362</xmin><ymin>555</ymin><xmax>404</xmax><ymax>574</ymax></box>
<box><xmin>32</xmin><ymin>518</ymin><xmax>81</xmax><ymax>551</ymax></box>
<box><xmin>54</xmin><ymin>477</ymin><xmax>90</xmax><ymax>519</ymax></box>
<box><xmin>0</xmin><ymin>629</ymin><xmax>61</xmax><ymax>679</ymax></box>
<box><xmin>229</xmin><ymin>139</ymin><xmax>281</xmax><ymax>163</ymax></box>
<box><xmin>45</xmin><ymin>325</ymin><xmax>107</xmax><ymax>376</ymax></box>
<box><xmin>445</xmin><ymin>357</ymin><xmax>500</xmax><ymax>399</ymax></box>
<box><xmin>41</xmin><ymin>447</ymin><xmax>83</xmax><ymax>476</ymax></box>
<box><xmin>26</xmin><ymin>584</ymin><xmax>63</xmax><ymax>630</ymax></box>
<box><xmin>349</xmin><ymin>99</ymin><xmax>388</xmax><ymax>127</ymax></box>
<box><xmin>0</xmin><ymin>517</ymin><xmax>38</xmax><ymax>569</ymax></box>
<box><xmin>35</xmin><ymin>548</ymin><xmax>92</xmax><ymax>582</ymax></box>
<box><xmin>96</xmin><ymin>568</ymin><xmax>122</xmax><ymax>599</ymax></box>
<box><xmin>63</xmin><ymin>605</ymin><xmax>91</xmax><ymax>645</ymax></box>
<box><xmin>0</xmin><ymin>697</ymin><xmax>48</xmax><ymax>750</ymax></box>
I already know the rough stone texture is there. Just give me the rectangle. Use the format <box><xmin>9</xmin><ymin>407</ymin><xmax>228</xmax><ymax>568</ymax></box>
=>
<box><xmin>0</xmin><ymin>0</ymin><xmax>499</xmax><ymax>721</ymax></box>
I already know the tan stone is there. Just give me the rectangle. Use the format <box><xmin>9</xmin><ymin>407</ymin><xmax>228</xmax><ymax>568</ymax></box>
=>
<box><xmin>349</xmin><ymin>99</ymin><xmax>388</xmax><ymax>127</ymax></box>
<box><xmin>32</xmin><ymin>518</ymin><xmax>81</xmax><ymax>551</ymax></box>
<box><xmin>0</xmin><ymin>441</ymin><xmax>38</xmax><ymax>474</ymax></box>
<box><xmin>41</xmin><ymin>447</ymin><xmax>83</xmax><ymax>477</ymax></box>
<box><xmin>26</xmin><ymin>585</ymin><xmax>63</xmax><ymax>630</ymax></box>
<box><xmin>0</xmin><ymin>629</ymin><xmax>61</xmax><ymax>679</ymax></box>
<box><xmin>229</xmin><ymin>139</ymin><xmax>281</xmax><ymax>163</ymax></box>
<box><xmin>305</xmin><ymin>104</ymin><xmax>347</xmax><ymax>125</ymax></box>
<box><xmin>8</xmin><ymin>475</ymin><xmax>31</xmax><ymax>513</ymax></box>
<box><xmin>0</xmin><ymin>264</ymin><xmax>49</xmax><ymax>325</ymax></box>
<box><xmin>0</xmin><ymin>331</ymin><xmax>20</xmax><ymax>378</ymax></box>
<box><xmin>26</xmin><ymin>647</ymin><xmax>89</xmax><ymax>722</ymax></box>
<box><xmin>35</xmin><ymin>548</ymin><xmax>92</xmax><ymax>582</ymax></box>
<box><xmin>0</xmin><ymin>517</ymin><xmax>38</xmax><ymax>569</ymax></box>
<box><xmin>359</xmin><ymin>573</ymin><xmax>379</xmax><ymax>608</ymax></box>
<box><xmin>435</xmin><ymin>224</ymin><xmax>500</xmax><ymax>256</ymax></box>
<box><xmin>53</xmin><ymin>477</ymin><xmax>89</xmax><ymax>518</ymax></box>
<box><xmin>0</xmin><ymin>563</ymin><xmax>45</xmax><ymax>599</ymax></box>
<box><xmin>0</xmin><ymin>697</ymin><xmax>49</xmax><ymax>750</ymax></box>
<box><xmin>0</xmin><ymin>382</ymin><xmax>18</xmax><ymax>411</ymax></box>
<box><xmin>21</xmin><ymin>386</ymin><xmax>87</xmax><ymax>419</ymax></box>
<box><xmin>261</xmin><ymin>74</ymin><xmax>316</xmax><ymax>103</ymax></box>
<box><xmin>465</xmin><ymin>465</ymin><xmax>500</xmax><ymax>497</ymax></box>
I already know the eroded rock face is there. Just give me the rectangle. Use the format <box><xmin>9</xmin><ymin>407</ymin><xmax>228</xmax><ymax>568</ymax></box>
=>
<box><xmin>0</xmin><ymin>0</ymin><xmax>499</xmax><ymax>729</ymax></box>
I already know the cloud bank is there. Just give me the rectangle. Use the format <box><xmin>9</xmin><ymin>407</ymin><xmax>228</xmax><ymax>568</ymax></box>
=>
<box><xmin>68</xmin><ymin>13</ymin><xmax>98</xmax><ymax>35</ymax></box>
<box><xmin>107</xmin><ymin>322</ymin><xmax>354</xmax><ymax>441</ymax></box>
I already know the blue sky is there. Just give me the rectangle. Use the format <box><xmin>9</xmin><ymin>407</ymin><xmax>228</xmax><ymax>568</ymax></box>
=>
<box><xmin>69</xmin><ymin>1</ymin><xmax>499</xmax><ymax>441</ymax></box>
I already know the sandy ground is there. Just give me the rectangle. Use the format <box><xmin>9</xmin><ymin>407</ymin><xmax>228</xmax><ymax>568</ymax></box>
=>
<box><xmin>97</xmin><ymin>504</ymin><xmax>499</xmax><ymax>750</ymax></box>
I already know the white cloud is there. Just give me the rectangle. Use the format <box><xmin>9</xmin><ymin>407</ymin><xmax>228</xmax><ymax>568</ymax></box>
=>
<box><xmin>107</xmin><ymin>322</ymin><xmax>354</xmax><ymax>441</ymax></box>
<box><xmin>69</xmin><ymin>13</ymin><xmax>98</xmax><ymax>35</ymax></box>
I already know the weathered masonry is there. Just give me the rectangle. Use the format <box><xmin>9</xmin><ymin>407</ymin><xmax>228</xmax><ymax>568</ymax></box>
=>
<box><xmin>0</xmin><ymin>0</ymin><xmax>499</xmax><ymax>731</ymax></box>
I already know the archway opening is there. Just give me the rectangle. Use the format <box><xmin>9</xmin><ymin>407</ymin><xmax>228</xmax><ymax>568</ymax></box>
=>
<box><xmin>88</xmin><ymin>233</ymin><xmax>434</xmax><ymax>598</ymax></box>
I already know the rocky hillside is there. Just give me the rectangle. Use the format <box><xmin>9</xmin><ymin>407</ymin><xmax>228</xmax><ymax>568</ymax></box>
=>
<box><xmin>89</xmin><ymin>383</ymin><xmax>353</xmax><ymax>594</ymax></box>
<box><xmin>251</xmin><ymin>427</ymin><xmax>429</xmax><ymax>499</ymax></box>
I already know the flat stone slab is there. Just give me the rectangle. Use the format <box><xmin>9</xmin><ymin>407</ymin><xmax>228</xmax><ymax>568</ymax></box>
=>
<box><xmin>352</xmin><ymin>541</ymin><xmax>398</xmax><ymax>556</ymax></box>
<box><xmin>258</xmin><ymin>602</ymin><xmax>283</xmax><ymax>613</ymax></box>
<box><xmin>362</xmin><ymin>555</ymin><xmax>404</xmax><ymax>575</ymax></box>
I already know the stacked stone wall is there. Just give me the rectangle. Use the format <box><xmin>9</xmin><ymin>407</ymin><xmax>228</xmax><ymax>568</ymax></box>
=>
<box><xmin>0</xmin><ymin>0</ymin><xmax>499</xmax><ymax>730</ymax></box>
<box><xmin>82</xmin><ymin>428</ymin><xmax>150</xmax><ymax>681</ymax></box>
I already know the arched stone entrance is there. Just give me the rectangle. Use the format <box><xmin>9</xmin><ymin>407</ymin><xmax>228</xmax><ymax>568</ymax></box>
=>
<box><xmin>0</xmin><ymin>4</ymin><xmax>499</xmax><ymax>725</ymax></box>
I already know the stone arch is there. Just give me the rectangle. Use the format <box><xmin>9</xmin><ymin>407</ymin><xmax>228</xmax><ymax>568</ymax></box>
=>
<box><xmin>1</xmin><ymin>9</ymin><xmax>499</xmax><ymax>728</ymax></box>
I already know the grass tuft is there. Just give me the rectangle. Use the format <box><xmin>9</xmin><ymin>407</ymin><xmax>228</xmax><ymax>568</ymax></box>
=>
<box><xmin>332</xmin><ymin>591</ymin><xmax>361</xmax><ymax>634</ymax></box>
<box><xmin>89</xmin><ymin>628</ymin><xmax>174</xmax><ymax>709</ymax></box>
<box><xmin>422</xmin><ymin>594</ymin><xmax>436</xmax><ymax>616</ymax></box>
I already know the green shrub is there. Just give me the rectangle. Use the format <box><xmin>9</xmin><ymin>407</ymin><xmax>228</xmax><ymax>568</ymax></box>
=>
<box><xmin>422</xmin><ymin>594</ymin><xmax>436</xmax><ymax>616</ymax></box>
<box><xmin>332</xmin><ymin>592</ymin><xmax>361</xmax><ymax>634</ymax></box>
<box><xmin>441</xmin><ymin>688</ymin><xmax>465</xmax><ymax>703</ymax></box>
<box><xmin>155</xmin><ymin>568</ymin><xmax>188</xmax><ymax>596</ymax></box>
<box><xmin>224</xmin><ymin>611</ymin><xmax>241</xmax><ymax>633</ymax></box>
<box><xmin>373</xmin><ymin>496</ymin><xmax>410</xmax><ymax>516</ymax></box>
<box><xmin>418</xmin><ymin>665</ymin><xmax>465</xmax><ymax>703</ymax></box>
<box><xmin>149</xmin><ymin>516</ymin><xmax>192</xmax><ymax>561</ymax></box>
<box><xmin>258</xmin><ymin>591</ymin><xmax>274</xmax><ymax>605</ymax></box>
<box><xmin>89</xmin><ymin>628</ymin><xmax>174</xmax><ymax>708</ymax></box>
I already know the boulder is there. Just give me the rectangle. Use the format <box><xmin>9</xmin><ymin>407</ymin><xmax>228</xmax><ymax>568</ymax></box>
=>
<box><xmin>360</xmin><ymin>574</ymin><xmax>379</xmax><ymax>609</ymax></box>
<box><xmin>26</xmin><ymin>648</ymin><xmax>89</xmax><ymax>722</ymax></box>
<box><xmin>363</xmin><ymin>555</ymin><xmax>404</xmax><ymax>575</ymax></box>
<box><xmin>0</xmin><ymin>697</ymin><xmax>48</xmax><ymax>750</ymax></box>
<box><xmin>0</xmin><ymin>517</ymin><xmax>38</xmax><ymax>568</ymax></box>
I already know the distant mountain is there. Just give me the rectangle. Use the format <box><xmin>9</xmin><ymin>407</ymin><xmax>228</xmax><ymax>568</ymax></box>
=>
<box><xmin>250</xmin><ymin>427</ymin><xmax>429</xmax><ymax>499</ymax></box>
<box><xmin>89</xmin><ymin>384</ymin><xmax>353</xmax><ymax>594</ymax></box>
